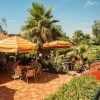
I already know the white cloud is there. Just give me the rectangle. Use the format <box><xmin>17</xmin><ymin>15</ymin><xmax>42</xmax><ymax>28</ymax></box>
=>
<box><xmin>84</xmin><ymin>0</ymin><xmax>98</xmax><ymax>7</ymax></box>
<box><xmin>7</xmin><ymin>20</ymin><xmax>16</xmax><ymax>22</ymax></box>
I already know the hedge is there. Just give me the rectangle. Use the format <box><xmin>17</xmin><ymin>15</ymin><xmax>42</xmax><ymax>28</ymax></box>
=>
<box><xmin>45</xmin><ymin>75</ymin><xmax>100</xmax><ymax>100</ymax></box>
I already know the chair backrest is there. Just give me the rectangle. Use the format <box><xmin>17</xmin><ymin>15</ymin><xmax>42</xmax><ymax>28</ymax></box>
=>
<box><xmin>26</xmin><ymin>70</ymin><xmax>34</xmax><ymax>77</ymax></box>
<box><xmin>33</xmin><ymin>69</ymin><xmax>36</xmax><ymax>72</ymax></box>
<box><xmin>36</xmin><ymin>67</ymin><xmax>42</xmax><ymax>74</ymax></box>
<box><xmin>14</xmin><ymin>68</ymin><xmax>22</xmax><ymax>76</ymax></box>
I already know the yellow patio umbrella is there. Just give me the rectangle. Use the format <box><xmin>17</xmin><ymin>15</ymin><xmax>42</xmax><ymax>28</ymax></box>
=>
<box><xmin>42</xmin><ymin>40</ymin><xmax>72</xmax><ymax>49</ymax></box>
<box><xmin>0</xmin><ymin>36</ymin><xmax>36</xmax><ymax>53</ymax></box>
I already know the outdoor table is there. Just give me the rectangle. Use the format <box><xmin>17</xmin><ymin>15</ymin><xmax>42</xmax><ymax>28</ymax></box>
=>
<box><xmin>64</xmin><ymin>61</ymin><xmax>74</xmax><ymax>70</ymax></box>
<box><xmin>22</xmin><ymin>66</ymin><xmax>33</xmax><ymax>74</ymax></box>
<box><xmin>24</xmin><ymin>65</ymin><xmax>33</xmax><ymax>70</ymax></box>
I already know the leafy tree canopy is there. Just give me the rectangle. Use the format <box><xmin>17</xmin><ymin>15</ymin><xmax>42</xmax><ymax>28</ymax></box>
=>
<box><xmin>21</xmin><ymin>2</ymin><xmax>64</xmax><ymax>46</ymax></box>
<box><xmin>72</xmin><ymin>30</ymin><xmax>90</xmax><ymax>45</ymax></box>
<box><xmin>0</xmin><ymin>17</ymin><xmax>7</xmax><ymax>35</ymax></box>
<box><xmin>92</xmin><ymin>20</ymin><xmax>100</xmax><ymax>45</ymax></box>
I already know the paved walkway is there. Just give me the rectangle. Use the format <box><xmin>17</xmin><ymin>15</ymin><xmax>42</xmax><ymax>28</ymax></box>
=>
<box><xmin>0</xmin><ymin>71</ymin><xmax>73</xmax><ymax>100</ymax></box>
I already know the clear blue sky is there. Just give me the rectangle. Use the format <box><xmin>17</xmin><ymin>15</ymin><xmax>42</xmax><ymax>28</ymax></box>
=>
<box><xmin>0</xmin><ymin>0</ymin><xmax>100</xmax><ymax>36</ymax></box>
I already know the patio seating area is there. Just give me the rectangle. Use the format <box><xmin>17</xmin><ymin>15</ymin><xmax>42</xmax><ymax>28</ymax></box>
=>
<box><xmin>0</xmin><ymin>1</ymin><xmax>100</xmax><ymax>99</ymax></box>
<box><xmin>0</xmin><ymin>71</ymin><xmax>73</xmax><ymax>100</ymax></box>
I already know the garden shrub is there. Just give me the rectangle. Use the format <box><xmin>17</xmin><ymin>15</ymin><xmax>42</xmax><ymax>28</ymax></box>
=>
<box><xmin>74</xmin><ymin>60</ymin><xmax>82</xmax><ymax>70</ymax></box>
<box><xmin>52</xmin><ymin>53</ymin><xmax>67</xmax><ymax>73</ymax></box>
<box><xmin>56</xmin><ymin>48</ymin><xmax>73</xmax><ymax>55</ymax></box>
<box><xmin>45</xmin><ymin>75</ymin><xmax>100</xmax><ymax>100</ymax></box>
<box><xmin>85</xmin><ymin>46</ymin><xmax>100</xmax><ymax>63</ymax></box>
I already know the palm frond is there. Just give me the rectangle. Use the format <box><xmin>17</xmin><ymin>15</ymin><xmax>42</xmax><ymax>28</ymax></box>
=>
<box><xmin>50</xmin><ymin>25</ymin><xmax>63</xmax><ymax>40</ymax></box>
<box><xmin>41</xmin><ymin>27</ymin><xmax>52</xmax><ymax>42</ymax></box>
<box><xmin>21</xmin><ymin>2</ymin><xmax>63</xmax><ymax>45</ymax></box>
<box><xmin>50</xmin><ymin>19</ymin><xmax>59</xmax><ymax>24</ymax></box>
<box><xmin>28</xmin><ymin>3</ymin><xmax>45</xmax><ymax>21</ymax></box>
<box><xmin>45</xmin><ymin>7</ymin><xmax>53</xmax><ymax>19</ymax></box>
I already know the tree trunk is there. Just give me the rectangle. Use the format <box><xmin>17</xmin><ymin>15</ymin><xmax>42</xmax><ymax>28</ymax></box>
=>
<box><xmin>38</xmin><ymin>43</ymin><xmax>46</xmax><ymax>60</ymax></box>
<box><xmin>38</xmin><ymin>34</ymin><xmax>46</xmax><ymax>59</ymax></box>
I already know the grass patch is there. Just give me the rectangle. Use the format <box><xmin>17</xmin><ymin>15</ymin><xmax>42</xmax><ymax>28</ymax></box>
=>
<box><xmin>45</xmin><ymin>75</ymin><xmax>100</xmax><ymax>100</ymax></box>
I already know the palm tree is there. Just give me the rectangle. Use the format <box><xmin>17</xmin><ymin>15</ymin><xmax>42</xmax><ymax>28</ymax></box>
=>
<box><xmin>21</xmin><ymin>3</ymin><xmax>63</xmax><ymax>55</ymax></box>
<box><xmin>0</xmin><ymin>17</ymin><xmax>7</xmax><ymax>35</ymax></box>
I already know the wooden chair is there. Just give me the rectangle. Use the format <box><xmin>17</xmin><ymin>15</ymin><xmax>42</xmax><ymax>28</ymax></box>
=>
<box><xmin>36</xmin><ymin>67</ymin><xmax>43</xmax><ymax>79</ymax></box>
<box><xmin>26</xmin><ymin>69</ymin><xmax>37</xmax><ymax>83</ymax></box>
<box><xmin>12</xmin><ymin>68</ymin><xmax>22</xmax><ymax>80</ymax></box>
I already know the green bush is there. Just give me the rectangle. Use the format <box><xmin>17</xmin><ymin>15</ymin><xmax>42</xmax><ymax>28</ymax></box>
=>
<box><xmin>56</xmin><ymin>48</ymin><xmax>72</xmax><ymax>55</ymax></box>
<box><xmin>84</xmin><ymin>46</ymin><xmax>100</xmax><ymax>63</ymax></box>
<box><xmin>45</xmin><ymin>75</ymin><xmax>100</xmax><ymax>100</ymax></box>
<box><xmin>74</xmin><ymin>61</ymin><xmax>82</xmax><ymax>70</ymax></box>
<box><xmin>52</xmin><ymin>53</ymin><xmax>66</xmax><ymax>73</ymax></box>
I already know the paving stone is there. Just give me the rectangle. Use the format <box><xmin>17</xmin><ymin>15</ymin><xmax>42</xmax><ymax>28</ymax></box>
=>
<box><xmin>0</xmin><ymin>71</ymin><xmax>73</xmax><ymax>100</ymax></box>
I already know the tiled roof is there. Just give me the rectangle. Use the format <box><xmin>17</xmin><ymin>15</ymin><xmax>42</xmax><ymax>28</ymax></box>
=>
<box><xmin>0</xmin><ymin>33</ymin><xmax>9</xmax><ymax>40</ymax></box>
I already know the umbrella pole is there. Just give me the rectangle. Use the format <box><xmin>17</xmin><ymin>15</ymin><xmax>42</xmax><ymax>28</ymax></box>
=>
<box><xmin>23</xmin><ymin>53</ymin><xmax>25</xmax><ymax>65</ymax></box>
<box><xmin>15</xmin><ymin>53</ymin><xmax>17</xmax><ymax>62</ymax></box>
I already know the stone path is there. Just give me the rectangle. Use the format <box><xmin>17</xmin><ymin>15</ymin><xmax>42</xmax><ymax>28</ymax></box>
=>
<box><xmin>0</xmin><ymin>72</ymin><xmax>73</xmax><ymax>100</ymax></box>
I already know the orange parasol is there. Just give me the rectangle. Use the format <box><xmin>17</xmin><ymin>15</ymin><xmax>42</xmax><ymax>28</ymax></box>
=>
<box><xmin>0</xmin><ymin>36</ymin><xmax>36</xmax><ymax>53</ymax></box>
<box><xmin>42</xmin><ymin>40</ymin><xmax>72</xmax><ymax>49</ymax></box>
